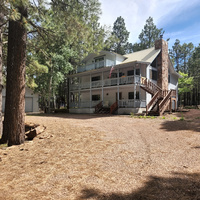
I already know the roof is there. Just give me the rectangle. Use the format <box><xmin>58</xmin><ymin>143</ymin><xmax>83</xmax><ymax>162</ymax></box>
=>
<box><xmin>122</xmin><ymin>47</ymin><xmax>161</xmax><ymax>64</ymax></box>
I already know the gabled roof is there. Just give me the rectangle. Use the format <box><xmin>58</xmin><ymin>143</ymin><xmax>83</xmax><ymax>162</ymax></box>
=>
<box><xmin>122</xmin><ymin>47</ymin><xmax>161</xmax><ymax>64</ymax></box>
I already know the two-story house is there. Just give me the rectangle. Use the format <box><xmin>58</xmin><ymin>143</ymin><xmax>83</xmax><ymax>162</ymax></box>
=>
<box><xmin>68</xmin><ymin>38</ymin><xmax>181</xmax><ymax>115</ymax></box>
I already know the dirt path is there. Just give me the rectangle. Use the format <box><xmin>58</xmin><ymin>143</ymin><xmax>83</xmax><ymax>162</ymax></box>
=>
<box><xmin>0</xmin><ymin>110</ymin><xmax>200</xmax><ymax>200</ymax></box>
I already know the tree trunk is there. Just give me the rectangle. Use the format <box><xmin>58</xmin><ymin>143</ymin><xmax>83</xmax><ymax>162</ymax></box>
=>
<box><xmin>2</xmin><ymin>6</ymin><xmax>27</xmax><ymax>146</ymax></box>
<box><xmin>0</xmin><ymin>12</ymin><xmax>3</xmax><ymax>138</ymax></box>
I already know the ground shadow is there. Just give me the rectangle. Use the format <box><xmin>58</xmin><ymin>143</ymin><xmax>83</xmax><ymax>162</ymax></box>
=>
<box><xmin>79</xmin><ymin>172</ymin><xmax>200</xmax><ymax>200</ymax></box>
<box><xmin>160</xmin><ymin>120</ymin><xmax>200</xmax><ymax>132</ymax></box>
<box><xmin>26</xmin><ymin>112</ymin><xmax>120</xmax><ymax>120</ymax></box>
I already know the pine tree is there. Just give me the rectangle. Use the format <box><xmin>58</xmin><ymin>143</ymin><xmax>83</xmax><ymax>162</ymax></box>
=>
<box><xmin>2</xmin><ymin>1</ymin><xmax>28</xmax><ymax>145</ymax></box>
<box><xmin>106</xmin><ymin>16</ymin><xmax>130</xmax><ymax>55</ymax></box>
<box><xmin>138</xmin><ymin>16</ymin><xmax>164</xmax><ymax>49</ymax></box>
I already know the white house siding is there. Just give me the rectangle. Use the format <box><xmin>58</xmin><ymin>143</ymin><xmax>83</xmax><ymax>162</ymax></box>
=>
<box><xmin>2</xmin><ymin>87</ymin><xmax>39</xmax><ymax>113</ymax></box>
<box><xmin>168</xmin><ymin>73</ymin><xmax>179</xmax><ymax>109</ymax></box>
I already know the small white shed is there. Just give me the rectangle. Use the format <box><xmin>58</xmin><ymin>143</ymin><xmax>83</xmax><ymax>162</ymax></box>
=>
<box><xmin>2</xmin><ymin>87</ymin><xmax>39</xmax><ymax>113</ymax></box>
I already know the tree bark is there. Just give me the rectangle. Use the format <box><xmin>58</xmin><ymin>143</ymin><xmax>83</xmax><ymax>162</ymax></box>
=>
<box><xmin>0</xmin><ymin>12</ymin><xmax>3</xmax><ymax>138</ymax></box>
<box><xmin>2</xmin><ymin>6</ymin><xmax>27</xmax><ymax>146</ymax></box>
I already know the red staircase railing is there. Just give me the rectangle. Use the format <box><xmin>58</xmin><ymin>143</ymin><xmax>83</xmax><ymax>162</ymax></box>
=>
<box><xmin>95</xmin><ymin>101</ymin><xmax>103</xmax><ymax>113</ymax></box>
<box><xmin>110</xmin><ymin>101</ymin><xmax>118</xmax><ymax>114</ymax></box>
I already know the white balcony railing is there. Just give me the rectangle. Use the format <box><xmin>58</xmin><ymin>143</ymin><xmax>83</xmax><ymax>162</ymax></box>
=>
<box><xmin>70</xmin><ymin>75</ymin><xmax>141</xmax><ymax>91</ymax></box>
<box><xmin>118</xmin><ymin>99</ymin><xmax>146</xmax><ymax>108</ymax></box>
<box><xmin>69</xmin><ymin>100</ymin><xmax>101</xmax><ymax>108</ymax></box>
<box><xmin>77</xmin><ymin>59</ymin><xmax>115</xmax><ymax>73</ymax></box>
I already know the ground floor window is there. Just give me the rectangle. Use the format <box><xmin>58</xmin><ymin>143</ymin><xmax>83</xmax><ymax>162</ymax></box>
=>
<box><xmin>128</xmin><ymin>91</ymin><xmax>140</xmax><ymax>100</ymax></box>
<box><xmin>92</xmin><ymin>94</ymin><xmax>100</xmax><ymax>101</ymax></box>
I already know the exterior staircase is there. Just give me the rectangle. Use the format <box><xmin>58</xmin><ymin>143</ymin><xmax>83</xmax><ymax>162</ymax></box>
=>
<box><xmin>140</xmin><ymin>77</ymin><xmax>176</xmax><ymax>116</ymax></box>
<box><xmin>95</xmin><ymin>101</ymin><xmax>118</xmax><ymax>114</ymax></box>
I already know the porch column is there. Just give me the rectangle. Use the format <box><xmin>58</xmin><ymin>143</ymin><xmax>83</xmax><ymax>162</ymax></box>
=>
<box><xmin>102</xmin><ymin>71</ymin><xmax>104</xmax><ymax>104</ymax></box>
<box><xmin>90</xmin><ymin>73</ymin><xmax>92</xmax><ymax>108</ymax></box>
<box><xmin>78</xmin><ymin>77</ymin><xmax>80</xmax><ymax>108</ymax></box>
<box><xmin>139</xmin><ymin>63</ymin><xmax>141</xmax><ymax>103</ymax></box>
<box><xmin>134</xmin><ymin>63</ymin><xmax>136</xmax><ymax>107</ymax></box>
<box><xmin>117</xmin><ymin>68</ymin><xmax>119</xmax><ymax>102</ymax></box>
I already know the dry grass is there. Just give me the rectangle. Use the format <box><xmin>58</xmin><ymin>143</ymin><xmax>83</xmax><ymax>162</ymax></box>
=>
<box><xmin>0</xmin><ymin>110</ymin><xmax>200</xmax><ymax>199</ymax></box>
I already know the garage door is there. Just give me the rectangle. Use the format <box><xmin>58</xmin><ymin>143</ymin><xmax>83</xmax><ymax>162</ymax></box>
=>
<box><xmin>2</xmin><ymin>97</ymin><xmax>5</xmax><ymax>112</ymax></box>
<box><xmin>25</xmin><ymin>97</ymin><xmax>33</xmax><ymax>112</ymax></box>
<box><xmin>2</xmin><ymin>97</ymin><xmax>33</xmax><ymax>112</ymax></box>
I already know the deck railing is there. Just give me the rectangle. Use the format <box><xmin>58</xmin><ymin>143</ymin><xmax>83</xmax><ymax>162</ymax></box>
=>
<box><xmin>69</xmin><ymin>100</ymin><xmax>101</xmax><ymax>108</ymax></box>
<box><xmin>146</xmin><ymin>91</ymin><xmax>160</xmax><ymax>114</ymax></box>
<box><xmin>70</xmin><ymin>75</ymin><xmax>140</xmax><ymax>91</ymax></box>
<box><xmin>110</xmin><ymin>101</ymin><xmax>118</xmax><ymax>114</ymax></box>
<box><xmin>118</xmin><ymin>99</ymin><xmax>146</xmax><ymax>108</ymax></box>
<box><xmin>159</xmin><ymin>90</ymin><xmax>172</xmax><ymax>115</ymax></box>
<box><xmin>77</xmin><ymin>59</ymin><xmax>115</xmax><ymax>73</ymax></box>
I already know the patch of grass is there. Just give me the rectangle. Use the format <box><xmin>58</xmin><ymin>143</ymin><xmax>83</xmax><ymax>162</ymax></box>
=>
<box><xmin>173</xmin><ymin>117</ymin><xmax>177</xmax><ymax>120</ymax></box>
<box><xmin>162</xmin><ymin>116</ymin><xmax>166</xmax><ymax>119</ymax></box>
<box><xmin>151</xmin><ymin>116</ymin><xmax>156</xmax><ymax>119</ymax></box>
<box><xmin>180</xmin><ymin>116</ymin><xmax>185</xmax><ymax>121</ymax></box>
<box><xmin>195</xmin><ymin>117</ymin><xmax>200</xmax><ymax>119</ymax></box>
<box><xmin>130</xmin><ymin>112</ymin><xmax>134</xmax><ymax>118</ymax></box>
<box><xmin>0</xmin><ymin>143</ymin><xmax>8</xmax><ymax>149</ymax></box>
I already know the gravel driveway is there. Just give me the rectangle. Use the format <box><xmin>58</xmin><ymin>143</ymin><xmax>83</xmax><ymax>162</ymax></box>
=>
<box><xmin>0</xmin><ymin>110</ymin><xmax>200</xmax><ymax>199</ymax></box>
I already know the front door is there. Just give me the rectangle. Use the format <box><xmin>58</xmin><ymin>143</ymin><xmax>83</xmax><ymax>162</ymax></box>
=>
<box><xmin>116</xmin><ymin>92</ymin><xmax>122</xmax><ymax>101</ymax></box>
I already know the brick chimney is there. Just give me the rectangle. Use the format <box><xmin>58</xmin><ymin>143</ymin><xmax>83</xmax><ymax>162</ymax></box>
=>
<box><xmin>155</xmin><ymin>37</ymin><xmax>168</xmax><ymax>91</ymax></box>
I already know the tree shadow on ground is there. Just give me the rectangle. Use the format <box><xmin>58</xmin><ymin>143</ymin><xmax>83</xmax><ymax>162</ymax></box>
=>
<box><xmin>160</xmin><ymin>119</ymin><xmax>200</xmax><ymax>133</ymax></box>
<box><xmin>26</xmin><ymin>113</ymin><xmax>120</xmax><ymax>120</ymax></box>
<box><xmin>79</xmin><ymin>172</ymin><xmax>200</xmax><ymax>200</ymax></box>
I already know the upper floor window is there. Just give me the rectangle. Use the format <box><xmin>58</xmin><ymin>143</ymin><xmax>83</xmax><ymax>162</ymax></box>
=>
<box><xmin>127</xmin><ymin>70</ymin><xmax>134</xmax><ymax>76</ymax></box>
<box><xmin>150</xmin><ymin>69</ymin><xmax>157</xmax><ymax>81</ymax></box>
<box><xmin>151</xmin><ymin>58</ymin><xmax>157</xmax><ymax>68</ymax></box>
<box><xmin>136</xmin><ymin>68</ymin><xmax>140</xmax><ymax>76</ymax></box>
<box><xmin>95</xmin><ymin>56</ymin><xmax>104</xmax><ymax>62</ymax></box>
<box><xmin>91</xmin><ymin>76</ymin><xmax>100</xmax><ymax>82</ymax></box>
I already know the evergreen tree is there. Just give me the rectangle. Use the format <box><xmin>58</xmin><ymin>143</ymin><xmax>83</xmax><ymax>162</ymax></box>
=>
<box><xmin>2</xmin><ymin>0</ymin><xmax>28</xmax><ymax>145</ymax></box>
<box><xmin>138</xmin><ymin>16</ymin><xmax>164</xmax><ymax>49</ymax></box>
<box><xmin>106</xmin><ymin>16</ymin><xmax>130</xmax><ymax>55</ymax></box>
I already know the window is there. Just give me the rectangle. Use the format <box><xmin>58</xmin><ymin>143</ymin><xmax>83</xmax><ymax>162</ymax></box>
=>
<box><xmin>127</xmin><ymin>70</ymin><xmax>134</xmax><ymax>76</ymax></box>
<box><xmin>128</xmin><ymin>92</ymin><xmax>134</xmax><ymax>99</ymax></box>
<box><xmin>151</xmin><ymin>58</ymin><xmax>157</xmax><ymax>68</ymax></box>
<box><xmin>95</xmin><ymin>56</ymin><xmax>104</xmax><ymax>62</ymax></box>
<box><xmin>92</xmin><ymin>94</ymin><xmax>100</xmax><ymax>101</ymax></box>
<box><xmin>110</xmin><ymin>73</ymin><xmax>117</xmax><ymax>78</ymax></box>
<box><xmin>128</xmin><ymin>91</ymin><xmax>140</xmax><ymax>100</ymax></box>
<box><xmin>136</xmin><ymin>69</ymin><xmax>140</xmax><ymax>75</ymax></box>
<box><xmin>152</xmin><ymin>70</ymin><xmax>157</xmax><ymax>81</ymax></box>
<box><xmin>150</xmin><ymin>69</ymin><xmax>157</xmax><ymax>81</ymax></box>
<box><xmin>91</xmin><ymin>76</ymin><xmax>100</xmax><ymax>82</ymax></box>
<box><xmin>119</xmin><ymin>72</ymin><xmax>125</xmax><ymax>77</ymax></box>
<box><xmin>136</xmin><ymin>91</ymin><xmax>139</xmax><ymax>100</ymax></box>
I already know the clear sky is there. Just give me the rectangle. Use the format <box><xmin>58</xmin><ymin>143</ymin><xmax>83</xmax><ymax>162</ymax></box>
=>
<box><xmin>98</xmin><ymin>0</ymin><xmax>200</xmax><ymax>49</ymax></box>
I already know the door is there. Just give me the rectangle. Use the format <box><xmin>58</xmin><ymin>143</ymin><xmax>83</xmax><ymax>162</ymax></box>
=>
<box><xmin>116</xmin><ymin>92</ymin><xmax>122</xmax><ymax>101</ymax></box>
<box><xmin>25</xmin><ymin>97</ymin><xmax>33</xmax><ymax>112</ymax></box>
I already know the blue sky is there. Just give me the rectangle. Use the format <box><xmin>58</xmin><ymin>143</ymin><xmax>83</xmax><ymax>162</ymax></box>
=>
<box><xmin>98</xmin><ymin>0</ymin><xmax>200</xmax><ymax>49</ymax></box>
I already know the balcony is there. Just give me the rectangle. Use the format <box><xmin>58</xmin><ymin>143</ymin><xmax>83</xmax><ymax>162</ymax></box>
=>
<box><xmin>69</xmin><ymin>75</ymin><xmax>141</xmax><ymax>91</ymax></box>
<box><xmin>77</xmin><ymin>59</ymin><xmax>115</xmax><ymax>73</ymax></box>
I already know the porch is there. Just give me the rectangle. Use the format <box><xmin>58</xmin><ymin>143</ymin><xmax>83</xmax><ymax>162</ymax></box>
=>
<box><xmin>70</xmin><ymin>75</ymin><xmax>141</xmax><ymax>91</ymax></box>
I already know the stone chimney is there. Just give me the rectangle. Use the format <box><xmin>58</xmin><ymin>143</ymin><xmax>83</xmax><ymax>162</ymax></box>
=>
<box><xmin>155</xmin><ymin>38</ymin><xmax>168</xmax><ymax>91</ymax></box>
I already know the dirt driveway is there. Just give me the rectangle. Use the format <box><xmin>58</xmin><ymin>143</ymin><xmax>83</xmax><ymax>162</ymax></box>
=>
<box><xmin>0</xmin><ymin>110</ymin><xmax>200</xmax><ymax>200</ymax></box>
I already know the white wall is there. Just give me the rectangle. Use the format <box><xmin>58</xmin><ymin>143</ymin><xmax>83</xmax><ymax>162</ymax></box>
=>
<box><xmin>2</xmin><ymin>87</ymin><xmax>39</xmax><ymax>113</ymax></box>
